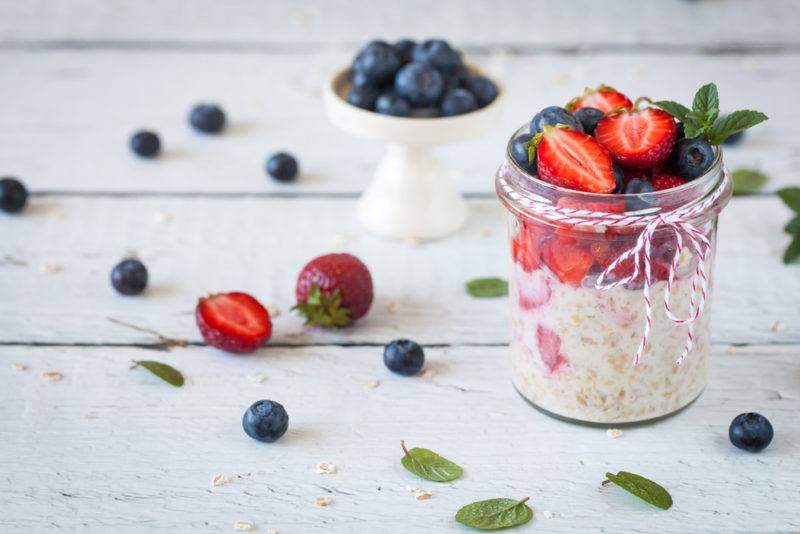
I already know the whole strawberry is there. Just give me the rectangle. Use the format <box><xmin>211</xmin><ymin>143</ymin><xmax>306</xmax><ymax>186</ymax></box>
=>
<box><xmin>196</xmin><ymin>292</ymin><xmax>272</xmax><ymax>353</ymax></box>
<box><xmin>294</xmin><ymin>253</ymin><xmax>373</xmax><ymax>328</ymax></box>
<box><xmin>567</xmin><ymin>85</ymin><xmax>633</xmax><ymax>114</ymax></box>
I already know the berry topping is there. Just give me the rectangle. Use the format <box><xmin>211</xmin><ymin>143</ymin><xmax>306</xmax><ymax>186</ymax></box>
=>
<box><xmin>0</xmin><ymin>177</ymin><xmax>28</xmax><ymax>214</ymax></box>
<box><xmin>393</xmin><ymin>39</ymin><xmax>416</xmax><ymax>64</ymax></box>
<box><xmin>729</xmin><ymin>413</ymin><xmax>773</xmax><ymax>453</ymax></box>
<box><xmin>510</xmin><ymin>133</ymin><xmax>535</xmax><ymax>172</ymax></box>
<box><xmin>266</xmin><ymin>152</ymin><xmax>299</xmax><ymax>182</ymax></box>
<box><xmin>542</xmin><ymin>239</ymin><xmax>594</xmax><ymax>287</ymax></box>
<box><xmin>383</xmin><ymin>339</ymin><xmax>425</xmax><ymax>376</ymax></box>
<box><xmin>189</xmin><ymin>104</ymin><xmax>226</xmax><ymax>134</ymax></box>
<box><xmin>535</xmin><ymin>126</ymin><xmax>616</xmax><ymax>193</ymax></box>
<box><xmin>375</xmin><ymin>92</ymin><xmax>412</xmax><ymax>117</ymax></box>
<box><xmin>242</xmin><ymin>400</ymin><xmax>289</xmax><ymax>443</ymax></box>
<box><xmin>573</xmin><ymin>106</ymin><xmax>604</xmax><ymax>135</ymax></box>
<box><xmin>612</xmin><ymin>163</ymin><xmax>625</xmax><ymax>193</ymax></box>
<box><xmin>465</xmin><ymin>76</ymin><xmax>499</xmax><ymax>107</ymax></box>
<box><xmin>196</xmin><ymin>292</ymin><xmax>272</xmax><ymax>353</ymax></box>
<box><xmin>129</xmin><ymin>130</ymin><xmax>161</xmax><ymax>158</ymax></box>
<box><xmin>651</xmin><ymin>174</ymin><xmax>687</xmax><ymax>191</ymax></box>
<box><xmin>111</xmin><ymin>258</ymin><xmax>148</xmax><ymax>296</ymax></box>
<box><xmin>623</xmin><ymin>177</ymin><xmax>655</xmax><ymax>195</ymax></box>
<box><xmin>594</xmin><ymin>108</ymin><xmax>677</xmax><ymax>170</ymax></box>
<box><xmin>512</xmin><ymin>220</ymin><xmax>542</xmax><ymax>273</ymax></box>
<box><xmin>352</xmin><ymin>41</ymin><xmax>401</xmax><ymax>85</ymax></box>
<box><xmin>668</xmin><ymin>137</ymin><xmax>715</xmax><ymax>180</ymax></box>
<box><xmin>346</xmin><ymin>85</ymin><xmax>378</xmax><ymax>110</ymax></box>
<box><xmin>394</xmin><ymin>63</ymin><xmax>445</xmax><ymax>107</ymax></box>
<box><xmin>294</xmin><ymin>253</ymin><xmax>374</xmax><ymax>328</ymax></box>
<box><xmin>530</xmin><ymin>106</ymin><xmax>583</xmax><ymax>135</ymax></box>
<box><xmin>535</xmin><ymin>324</ymin><xmax>569</xmax><ymax>373</ymax></box>
<box><xmin>440</xmin><ymin>88</ymin><xmax>478</xmax><ymax>116</ymax></box>
<box><xmin>567</xmin><ymin>85</ymin><xmax>633</xmax><ymax>114</ymax></box>
<box><xmin>411</xmin><ymin>39</ymin><xmax>462</xmax><ymax>73</ymax></box>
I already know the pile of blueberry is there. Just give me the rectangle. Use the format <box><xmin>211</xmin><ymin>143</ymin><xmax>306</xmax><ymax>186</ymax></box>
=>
<box><xmin>346</xmin><ymin>38</ymin><xmax>498</xmax><ymax>118</ymax></box>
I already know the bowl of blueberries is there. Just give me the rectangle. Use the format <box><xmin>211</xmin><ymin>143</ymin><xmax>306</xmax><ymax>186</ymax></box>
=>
<box><xmin>323</xmin><ymin>38</ymin><xmax>503</xmax><ymax>240</ymax></box>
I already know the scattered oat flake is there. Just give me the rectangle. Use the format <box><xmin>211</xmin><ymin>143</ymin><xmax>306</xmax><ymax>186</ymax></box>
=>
<box><xmin>606</xmin><ymin>428</ymin><xmax>624</xmax><ymax>439</ymax></box>
<box><xmin>267</xmin><ymin>306</ymin><xmax>281</xmax><ymax>318</ymax></box>
<box><xmin>11</xmin><ymin>362</ymin><xmax>28</xmax><ymax>371</ymax></box>
<box><xmin>153</xmin><ymin>211</ymin><xmax>173</xmax><ymax>224</ymax></box>
<box><xmin>420</xmin><ymin>369</ymin><xmax>436</xmax><ymax>380</ymax></box>
<box><xmin>41</xmin><ymin>371</ymin><xmax>63</xmax><ymax>381</ymax></box>
<box><xmin>46</xmin><ymin>208</ymin><xmax>65</xmax><ymax>220</ymax></box>
<box><xmin>725</xmin><ymin>345</ymin><xmax>738</xmax><ymax>355</ymax></box>
<box><xmin>39</xmin><ymin>262</ymin><xmax>63</xmax><ymax>274</ymax></box>
<box><xmin>210</xmin><ymin>473</ymin><xmax>229</xmax><ymax>487</ymax></box>
<box><xmin>542</xmin><ymin>510</ymin><xmax>556</xmax><ymax>519</ymax></box>
<box><xmin>413</xmin><ymin>489</ymin><xmax>433</xmax><ymax>500</ymax></box>
<box><xmin>316</xmin><ymin>462</ymin><xmax>336</xmax><ymax>474</ymax></box>
<box><xmin>770</xmin><ymin>320</ymin><xmax>786</xmax><ymax>333</ymax></box>
<box><xmin>233</xmin><ymin>520</ymin><xmax>254</xmax><ymax>531</ymax></box>
<box><xmin>386</xmin><ymin>302</ymin><xmax>398</xmax><ymax>313</ymax></box>
<box><xmin>315</xmin><ymin>496</ymin><xmax>332</xmax><ymax>507</ymax></box>
<box><xmin>330</xmin><ymin>232</ymin><xmax>351</xmax><ymax>248</ymax></box>
<box><xmin>480</xmin><ymin>228</ymin><xmax>493</xmax><ymax>238</ymax></box>
<box><xmin>364</xmin><ymin>379</ymin><xmax>381</xmax><ymax>389</ymax></box>
<box><xmin>405</xmin><ymin>485</ymin><xmax>421</xmax><ymax>493</ymax></box>
<box><xmin>247</xmin><ymin>373</ymin><xmax>268</xmax><ymax>384</ymax></box>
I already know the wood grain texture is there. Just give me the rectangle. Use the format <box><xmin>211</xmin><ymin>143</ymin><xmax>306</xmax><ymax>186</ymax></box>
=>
<box><xmin>0</xmin><ymin>196</ymin><xmax>797</xmax><ymax>346</ymax></box>
<box><xmin>1</xmin><ymin>0</ymin><xmax>799</xmax><ymax>48</ymax></box>
<box><xmin>0</xmin><ymin>344</ymin><xmax>797</xmax><ymax>533</ymax></box>
<box><xmin>0</xmin><ymin>50</ymin><xmax>794</xmax><ymax>195</ymax></box>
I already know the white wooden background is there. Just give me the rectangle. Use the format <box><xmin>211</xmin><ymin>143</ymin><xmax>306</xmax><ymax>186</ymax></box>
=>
<box><xmin>1</xmin><ymin>2</ymin><xmax>799</xmax><ymax>533</ymax></box>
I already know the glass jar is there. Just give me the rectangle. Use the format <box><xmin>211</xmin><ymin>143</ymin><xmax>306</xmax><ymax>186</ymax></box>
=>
<box><xmin>496</xmin><ymin>127</ymin><xmax>731</xmax><ymax>425</ymax></box>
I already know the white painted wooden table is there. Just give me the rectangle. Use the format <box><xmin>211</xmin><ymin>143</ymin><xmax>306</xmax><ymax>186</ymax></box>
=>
<box><xmin>1</xmin><ymin>2</ymin><xmax>799</xmax><ymax>533</ymax></box>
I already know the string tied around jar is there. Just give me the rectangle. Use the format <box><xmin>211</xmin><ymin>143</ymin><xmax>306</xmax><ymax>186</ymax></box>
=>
<box><xmin>500</xmin><ymin>166</ymin><xmax>731</xmax><ymax>366</ymax></box>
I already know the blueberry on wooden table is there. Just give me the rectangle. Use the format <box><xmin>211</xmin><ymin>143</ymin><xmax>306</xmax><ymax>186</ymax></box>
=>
<box><xmin>440</xmin><ymin>88</ymin><xmax>478</xmax><ymax>117</ymax></box>
<box><xmin>243</xmin><ymin>400</ymin><xmax>289</xmax><ymax>443</ymax></box>
<box><xmin>729</xmin><ymin>413</ymin><xmax>773</xmax><ymax>452</ymax></box>
<box><xmin>266</xmin><ymin>152</ymin><xmax>299</xmax><ymax>182</ymax></box>
<box><xmin>111</xmin><ymin>258</ymin><xmax>148</xmax><ymax>295</ymax></box>
<box><xmin>384</xmin><ymin>339</ymin><xmax>425</xmax><ymax>376</ymax></box>
<box><xmin>189</xmin><ymin>103</ymin><xmax>226</xmax><ymax>134</ymax></box>
<box><xmin>0</xmin><ymin>177</ymin><xmax>28</xmax><ymax>214</ymax></box>
<box><xmin>129</xmin><ymin>130</ymin><xmax>161</xmax><ymax>158</ymax></box>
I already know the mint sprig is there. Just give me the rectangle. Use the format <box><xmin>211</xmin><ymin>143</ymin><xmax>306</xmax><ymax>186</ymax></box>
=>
<box><xmin>731</xmin><ymin>168</ymin><xmax>768</xmax><ymax>196</ymax></box>
<box><xmin>778</xmin><ymin>187</ymin><xmax>800</xmax><ymax>264</ymax></box>
<box><xmin>131</xmin><ymin>360</ymin><xmax>184</xmax><ymax>387</ymax></box>
<box><xmin>603</xmin><ymin>471</ymin><xmax>673</xmax><ymax>510</ymax></box>
<box><xmin>455</xmin><ymin>497</ymin><xmax>533</xmax><ymax>530</ymax></box>
<box><xmin>466</xmin><ymin>277</ymin><xmax>509</xmax><ymax>298</ymax></box>
<box><xmin>400</xmin><ymin>440</ymin><xmax>463</xmax><ymax>482</ymax></box>
<box><xmin>292</xmin><ymin>285</ymin><xmax>352</xmax><ymax>329</ymax></box>
<box><xmin>653</xmin><ymin>82</ymin><xmax>767</xmax><ymax>145</ymax></box>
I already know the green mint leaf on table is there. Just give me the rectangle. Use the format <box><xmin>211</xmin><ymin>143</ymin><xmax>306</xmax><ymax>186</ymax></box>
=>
<box><xmin>291</xmin><ymin>285</ymin><xmax>351</xmax><ymax>329</ymax></box>
<box><xmin>131</xmin><ymin>360</ymin><xmax>184</xmax><ymax>387</ymax></box>
<box><xmin>400</xmin><ymin>440</ymin><xmax>463</xmax><ymax>482</ymax></box>
<box><xmin>466</xmin><ymin>277</ymin><xmax>509</xmax><ymax>298</ymax></box>
<box><xmin>784</xmin><ymin>234</ymin><xmax>800</xmax><ymax>264</ymax></box>
<box><xmin>651</xmin><ymin>100</ymin><xmax>691</xmax><ymax>123</ymax></box>
<box><xmin>708</xmin><ymin>110</ymin><xmax>768</xmax><ymax>145</ymax></box>
<box><xmin>731</xmin><ymin>168</ymin><xmax>768</xmax><ymax>196</ymax></box>
<box><xmin>603</xmin><ymin>471</ymin><xmax>673</xmax><ymax>510</ymax></box>
<box><xmin>785</xmin><ymin>217</ymin><xmax>800</xmax><ymax>235</ymax></box>
<box><xmin>777</xmin><ymin>187</ymin><xmax>800</xmax><ymax>213</ymax></box>
<box><xmin>455</xmin><ymin>497</ymin><xmax>533</xmax><ymax>531</ymax></box>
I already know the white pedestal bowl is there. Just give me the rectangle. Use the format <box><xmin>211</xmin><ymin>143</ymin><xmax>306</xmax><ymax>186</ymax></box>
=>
<box><xmin>323</xmin><ymin>69</ymin><xmax>504</xmax><ymax>240</ymax></box>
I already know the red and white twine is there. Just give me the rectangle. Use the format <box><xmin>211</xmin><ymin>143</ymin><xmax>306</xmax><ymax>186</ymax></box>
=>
<box><xmin>499</xmin><ymin>165</ymin><xmax>731</xmax><ymax>366</ymax></box>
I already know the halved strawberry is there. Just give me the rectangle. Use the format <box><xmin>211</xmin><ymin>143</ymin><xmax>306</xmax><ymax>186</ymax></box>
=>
<box><xmin>536</xmin><ymin>126</ymin><xmax>616</xmax><ymax>193</ymax></box>
<box><xmin>542</xmin><ymin>239</ymin><xmax>594</xmax><ymax>287</ymax></box>
<box><xmin>512</xmin><ymin>220</ymin><xmax>542</xmax><ymax>273</ymax></box>
<box><xmin>651</xmin><ymin>174</ymin><xmax>687</xmax><ymax>191</ymax></box>
<box><xmin>594</xmin><ymin>108</ymin><xmax>677</xmax><ymax>170</ymax></box>
<box><xmin>196</xmin><ymin>292</ymin><xmax>272</xmax><ymax>353</ymax></box>
<box><xmin>567</xmin><ymin>85</ymin><xmax>633</xmax><ymax>114</ymax></box>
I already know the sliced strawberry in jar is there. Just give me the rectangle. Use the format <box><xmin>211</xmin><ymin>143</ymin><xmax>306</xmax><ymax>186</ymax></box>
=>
<box><xmin>512</xmin><ymin>220</ymin><xmax>543</xmax><ymax>273</ymax></box>
<box><xmin>536</xmin><ymin>126</ymin><xmax>617</xmax><ymax>193</ymax></box>
<box><xmin>594</xmin><ymin>108</ymin><xmax>677</xmax><ymax>170</ymax></box>
<box><xmin>651</xmin><ymin>174</ymin><xmax>688</xmax><ymax>191</ymax></box>
<box><xmin>536</xmin><ymin>324</ymin><xmax>569</xmax><ymax>373</ymax></box>
<box><xmin>196</xmin><ymin>292</ymin><xmax>272</xmax><ymax>353</ymax></box>
<box><xmin>567</xmin><ymin>85</ymin><xmax>633</xmax><ymax>114</ymax></box>
<box><xmin>542</xmin><ymin>239</ymin><xmax>594</xmax><ymax>287</ymax></box>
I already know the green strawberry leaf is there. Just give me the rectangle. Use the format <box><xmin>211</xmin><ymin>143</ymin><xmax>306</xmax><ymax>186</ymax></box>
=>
<box><xmin>527</xmin><ymin>131</ymin><xmax>543</xmax><ymax>165</ymax></box>
<box><xmin>785</xmin><ymin>234</ymin><xmax>800</xmax><ymax>264</ymax></box>
<box><xmin>708</xmin><ymin>110</ymin><xmax>768</xmax><ymax>145</ymax></box>
<box><xmin>778</xmin><ymin>187</ymin><xmax>800</xmax><ymax>213</ymax></box>
<box><xmin>131</xmin><ymin>360</ymin><xmax>184</xmax><ymax>387</ymax></box>
<box><xmin>785</xmin><ymin>217</ymin><xmax>800</xmax><ymax>235</ymax></box>
<box><xmin>731</xmin><ymin>168</ymin><xmax>768</xmax><ymax>196</ymax></box>
<box><xmin>455</xmin><ymin>497</ymin><xmax>533</xmax><ymax>531</ymax></box>
<box><xmin>604</xmin><ymin>471</ymin><xmax>673</xmax><ymax>510</ymax></box>
<box><xmin>651</xmin><ymin>100</ymin><xmax>692</xmax><ymax>123</ymax></box>
<box><xmin>292</xmin><ymin>285</ymin><xmax>351</xmax><ymax>329</ymax></box>
<box><xmin>400</xmin><ymin>440</ymin><xmax>463</xmax><ymax>482</ymax></box>
<box><xmin>466</xmin><ymin>277</ymin><xmax>509</xmax><ymax>298</ymax></box>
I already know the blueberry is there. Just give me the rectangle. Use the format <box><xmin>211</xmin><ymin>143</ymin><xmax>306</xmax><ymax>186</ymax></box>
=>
<box><xmin>346</xmin><ymin>85</ymin><xmax>379</xmax><ymax>110</ymax></box>
<box><xmin>375</xmin><ymin>92</ymin><xmax>412</xmax><ymax>117</ymax></box>
<box><xmin>393</xmin><ymin>39</ymin><xmax>416</xmax><ymax>64</ymax></box>
<box><xmin>351</xmin><ymin>69</ymin><xmax>375</xmax><ymax>89</ymax></box>
<box><xmin>242</xmin><ymin>400</ymin><xmax>289</xmax><ymax>443</ymax></box>
<box><xmin>511</xmin><ymin>133</ymin><xmax>535</xmax><ymax>172</ymax></box>
<box><xmin>352</xmin><ymin>41</ymin><xmax>401</xmax><ymax>85</ymax></box>
<box><xmin>530</xmin><ymin>106</ymin><xmax>583</xmax><ymax>134</ymax></box>
<box><xmin>411</xmin><ymin>107</ymin><xmax>440</xmax><ymax>119</ymax></box>
<box><xmin>440</xmin><ymin>88</ymin><xmax>478</xmax><ymax>116</ymax></box>
<box><xmin>129</xmin><ymin>130</ymin><xmax>161</xmax><ymax>158</ymax></box>
<box><xmin>111</xmin><ymin>258</ymin><xmax>148</xmax><ymax>296</ymax></box>
<box><xmin>0</xmin><ymin>177</ymin><xmax>28</xmax><ymax>214</ymax></box>
<box><xmin>573</xmin><ymin>107</ymin><xmax>604</xmax><ymax>135</ymax></box>
<box><xmin>395</xmin><ymin>63</ymin><xmax>444</xmax><ymax>107</ymax></box>
<box><xmin>675</xmin><ymin>122</ymin><xmax>685</xmax><ymax>140</ymax></box>
<box><xmin>189</xmin><ymin>104</ymin><xmax>226</xmax><ymax>134</ymax></box>
<box><xmin>411</xmin><ymin>39</ymin><xmax>462</xmax><ymax>73</ymax></box>
<box><xmin>623</xmin><ymin>178</ymin><xmax>655</xmax><ymax>211</ymax></box>
<box><xmin>729</xmin><ymin>412</ymin><xmax>773</xmax><ymax>452</ymax></box>
<box><xmin>612</xmin><ymin>164</ymin><xmax>625</xmax><ymax>193</ymax></box>
<box><xmin>669</xmin><ymin>137</ymin><xmax>715</xmax><ymax>180</ymax></box>
<box><xmin>444</xmin><ymin>64</ymin><xmax>470</xmax><ymax>92</ymax></box>
<box><xmin>465</xmin><ymin>76</ymin><xmax>498</xmax><ymax>107</ymax></box>
<box><xmin>383</xmin><ymin>339</ymin><xmax>425</xmax><ymax>376</ymax></box>
<box><xmin>266</xmin><ymin>152</ymin><xmax>299</xmax><ymax>182</ymax></box>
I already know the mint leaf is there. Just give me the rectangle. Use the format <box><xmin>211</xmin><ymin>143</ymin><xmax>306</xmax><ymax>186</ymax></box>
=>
<box><xmin>132</xmin><ymin>360</ymin><xmax>184</xmax><ymax>387</ymax></box>
<box><xmin>652</xmin><ymin>100</ymin><xmax>691</xmax><ymax>123</ymax></box>
<box><xmin>466</xmin><ymin>277</ymin><xmax>508</xmax><ymax>298</ymax></box>
<box><xmin>400</xmin><ymin>441</ymin><xmax>463</xmax><ymax>482</ymax></box>
<box><xmin>731</xmin><ymin>168</ymin><xmax>768</xmax><ymax>196</ymax></box>
<box><xmin>692</xmin><ymin>83</ymin><xmax>719</xmax><ymax>116</ymax></box>
<box><xmin>785</xmin><ymin>234</ymin><xmax>800</xmax><ymax>264</ymax></box>
<box><xmin>785</xmin><ymin>217</ymin><xmax>800</xmax><ymax>234</ymax></box>
<box><xmin>682</xmin><ymin>120</ymin><xmax>704</xmax><ymax>139</ymax></box>
<box><xmin>708</xmin><ymin>110</ymin><xmax>768</xmax><ymax>145</ymax></box>
<box><xmin>455</xmin><ymin>497</ymin><xmax>533</xmax><ymax>531</ymax></box>
<box><xmin>778</xmin><ymin>187</ymin><xmax>800</xmax><ymax>213</ymax></box>
<box><xmin>604</xmin><ymin>471</ymin><xmax>672</xmax><ymax>510</ymax></box>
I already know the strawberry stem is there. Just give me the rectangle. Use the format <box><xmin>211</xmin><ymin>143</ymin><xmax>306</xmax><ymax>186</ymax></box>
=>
<box><xmin>633</xmin><ymin>96</ymin><xmax>653</xmax><ymax>111</ymax></box>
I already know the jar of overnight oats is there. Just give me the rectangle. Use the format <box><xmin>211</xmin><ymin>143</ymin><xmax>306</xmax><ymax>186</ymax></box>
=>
<box><xmin>496</xmin><ymin>128</ymin><xmax>732</xmax><ymax>425</ymax></box>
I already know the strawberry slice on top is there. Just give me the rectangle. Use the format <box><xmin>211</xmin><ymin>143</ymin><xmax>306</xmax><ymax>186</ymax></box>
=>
<box><xmin>196</xmin><ymin>292</ymin><xmax>272</xmax><ymax>353</ymax></box>
<box><xmin>535</xmin><ymin>126</ymin><xmax>616</xmax><ymax>193</ymax></box>
<box><xmin>594</xmin><ymin>108</ymin><xmax>677</xmax><ymax>170</ymax></box>
<box><xmin>567</xmin><ymin>85</ymin><xmax>633</xmax><ymax>114</ymax></box>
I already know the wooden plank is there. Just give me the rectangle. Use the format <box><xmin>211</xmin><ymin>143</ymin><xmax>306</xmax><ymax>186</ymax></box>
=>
<box><xmin>1</xmin><ymin>196</ymin><xmax>797</xmax><ymax>346</ymax></box>
<box><xmin>0</xmin><ymin>50</ymin><xmax>795</xmax><ymax>195</ymax></box>
<box><xmin>1</xmin><ymin>0</ymin><xmax>799</xmax><ymax>48</ymax></box>
<box><xmin>0</xmin><ymin>344</ymin><xmax>797</xmax><ymax>533</ymax></box>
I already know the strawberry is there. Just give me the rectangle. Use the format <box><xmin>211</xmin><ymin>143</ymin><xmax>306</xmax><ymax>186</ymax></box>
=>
<box><xmin>541</xmin><ymin>239</ymin><xmax>594</xmax><ymax>287</ymax></box>
<box><xmin>535</xmin><ymin>126</ymin><xmax>616</xmax><ymax>193</ymax></box>
<box><xmin>294</xmin><ymin>253</ymin><xmax>373</xmax><ymax>328</ymax></box>
<box><xmin>535</xmin><ymin>324</ymin><xmax>569</xmax><ymax>373</ymax></box>
<box><xmin>567</xmin><ymin>85</ymin><xmax>633</xmax><ymax>114</ymax></box>
<box><xmin>651</xmin><ymin>174</ymin><xmax>687</xmax><ymax>191</ymax></box>
<box><xmin>196</xmin><ymin>292</ymin><xmax>272</xmax><ymax>353</ymax></box>
<box><xmin>512</xmin><ymin>221</ymin><xmax>542</xmax><ymax>273</ymax></box>
<box><xmin>594</xmin><ymin>108</ymin><xmax>677</xmax><ymax>170</ymax></box>
<box><xmin>589</xmin><ymin>240</ymin><xmax>615</xmax><ymax>269</ymax></box>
